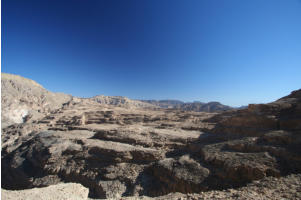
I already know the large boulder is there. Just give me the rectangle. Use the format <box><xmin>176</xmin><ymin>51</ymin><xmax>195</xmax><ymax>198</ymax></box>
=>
<box><xmin>145</xmin><ymin>156</ymin><xmax>210</xmax><ymax>196</ymax></box>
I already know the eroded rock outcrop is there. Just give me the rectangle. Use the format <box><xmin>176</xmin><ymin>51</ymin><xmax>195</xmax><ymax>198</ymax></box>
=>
<box><xmin>2</xmin><ymin>98</ymin><xmax>211</xmax><ymax>198</ymax></box>
<box><xmin>1</xmin><ymin>73</ymin><xmax>72</xmax><ymax>127</ymax></box>
<box><xmin>3</xmin><ymin>174</ymin><xmax>301</xmax><ymax>200</ymax></box>
<box><xmin>201</xmin><ymin>89</ymin><xmax>301</xmax><ymax>181</ymax></box>
<box><xmin>207</xmin><ymin>89</ymin><xmax>301</xmax><ymax>136</ymax></box>
<box><xmin>2</xmin><ymin>73</ymin><xmax>301</xmax><ymax>199</ymax></box>
<box><xmin>145</xmin><ymin>155</ymin><xmax>210</xmax><ymax>196</ymax></box>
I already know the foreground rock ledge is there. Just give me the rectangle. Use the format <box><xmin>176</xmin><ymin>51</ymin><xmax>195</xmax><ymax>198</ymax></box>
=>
<box><xmin>1</xmin><ymin>183</ymin><xmax>89</xmax><ymax>200</ymax></box>
<box><xmin>2</xmin><ymin>174</ymin><xmax>301</xmax><ymax>200</ymax></box>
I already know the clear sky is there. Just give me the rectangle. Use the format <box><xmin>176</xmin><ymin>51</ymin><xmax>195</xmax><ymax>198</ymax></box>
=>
<box><xmin>2</xmin><ymin>0</ymin><xmax>301</xmax><ymax>106</ymax></box>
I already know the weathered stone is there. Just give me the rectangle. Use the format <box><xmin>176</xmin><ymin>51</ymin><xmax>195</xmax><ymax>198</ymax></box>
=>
<box><xmin>2</xmin><ymin>74</ymin><xmax>301</xmax><ymax>199</ymax></box>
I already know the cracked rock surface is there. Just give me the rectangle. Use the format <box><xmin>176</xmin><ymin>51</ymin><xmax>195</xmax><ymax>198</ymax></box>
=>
<box><xmin>2</xmin><ymin>73</ymin><xmax>301</xmax><ymax>199</ymax></box>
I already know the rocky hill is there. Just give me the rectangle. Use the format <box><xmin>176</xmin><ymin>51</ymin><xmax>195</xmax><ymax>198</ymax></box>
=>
<box><xmin>1</xmin><ymin>73</ymin><xmax>72</xmax><ymax>127</ymax></box>
<box><xmin>91</xmin><ymin>95</ymin><xmax>156</xmax><ymax>109</ymax></box>
<box><xmin>1</xmin><ymin>73</ymin><xmax>155</xmax><ymax>127</ymax></box>
<box><xmin>206</xmin><ymin>89</ymin><xmax>301</xmax><ymax>137</ymax></box>
<box><xmin>1</xmin><ymin>73</ymin><xmax>301</xmax><ymax>199</ymax></box>
<box><xmin>174</xmin><ymin>101</ymin><xmax>233</xmax><ymax>112</ymax></box>
<box><xmin>141</xmin><ymin>100</ymin><xmax>233</xmax><ymax>112</ymax></box>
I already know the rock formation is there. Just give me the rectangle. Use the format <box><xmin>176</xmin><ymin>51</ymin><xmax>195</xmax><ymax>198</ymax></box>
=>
<box><xmin>1</xmin><ymin>73</ymin><xmax>301</xmax><ymax>199</ymax></box>
<box><xmin>92</xmin><ymin>95</ymin><xmax>156</xmax><ymax>109</ymax></box>
<box><xmin>1</xmin><ymin>73</ymin><xmax>72</xmax><ymax>127</ymax></box>
<box><xmin>3</xmin><ymin>174</ymin><xmax>301</xmax><ymax>200</ymax></box>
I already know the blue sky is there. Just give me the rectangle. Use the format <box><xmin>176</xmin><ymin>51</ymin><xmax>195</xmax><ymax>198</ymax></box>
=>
<box><xmin>2</xmin><ymin>0</ymin><xmax>301</xmax><ymax>106</ymax></box>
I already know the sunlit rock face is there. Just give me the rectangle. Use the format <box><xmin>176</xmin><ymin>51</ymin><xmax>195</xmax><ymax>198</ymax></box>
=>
<box><xmin>1</xmin><ymin>73</ymin><xmax>72</xmax><ymax>127</ymax></box>
<box><xmin>1</xmin><ymin>73</ymin><xmax>301</xmax><ymax>199</ymax></box>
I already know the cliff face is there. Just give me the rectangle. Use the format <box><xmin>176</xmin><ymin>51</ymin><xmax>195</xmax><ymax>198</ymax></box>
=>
<box><xmin>1</xmin><ymin>73</ymin><xmax>301</xmax><ymax>199</ymax></box>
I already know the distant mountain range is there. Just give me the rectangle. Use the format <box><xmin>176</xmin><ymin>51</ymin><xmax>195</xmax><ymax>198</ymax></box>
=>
<box><xmin>141</xmin><ymin>100</ymin><xmax>235</xmax><ymax>112</ymax></box>
<box><xmin>140</xmin><ymin>100</ymin><xmax>185</xmax><ymax>108</ymax></box>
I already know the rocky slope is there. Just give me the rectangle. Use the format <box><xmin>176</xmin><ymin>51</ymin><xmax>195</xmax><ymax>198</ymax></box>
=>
<box><xmin>1</xmin><ymin>73</ymin><xmax>155</xmax><ymax>127</ymax></box>
<box><xmin>1</xmin><ymin>73</ymin><xmax>72</xmax><ymax>127</ymax></box>
<box><xmin>174</xmin><ymin>101</ymin><xmax>233</xmax><ymax>112</ymax></box>
<box><xmin>91</xmin><ymin>95</ymin><xmax>156</xmax><ymax>109</ymax></box>
<box><xmin>205</xmin><ymin>89</ymin><xmax>301</xmax><ymax>148</ymax></box>
<box><xmin>143</xmin><ymin>173</ymin><xmax>301</xmax><ymax>200</ymax></box>
<box><xmin>1</xmin><ymin>73</ymin><xmax>301</xmax><ymax>199</ymax></box>
<box><xmin>142</xmin><ymin>100</ymin><xmax>233</xmax><ymax>112</ymax></box>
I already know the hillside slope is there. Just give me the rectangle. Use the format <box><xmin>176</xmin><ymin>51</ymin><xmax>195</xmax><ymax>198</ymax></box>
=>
<box><xmin>1</xmin><ymin>73</ymin><xmax>72</xmax><ymax>127</ymax></box>
<box><xmin>1</xmin><ymin>73</ymin><xmax>155</xmax><ymax>127</ymax></box>
<box><xmin>91</xmin><ymin>95</ymin><xmax>156</xmax><ymax>109</ymax></box>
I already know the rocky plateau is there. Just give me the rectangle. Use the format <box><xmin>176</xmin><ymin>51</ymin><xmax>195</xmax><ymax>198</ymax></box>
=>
<box><xmin>1</xmin><ymin>73</ymin><xmax>301</xmax><ymax>199</ymax></box>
